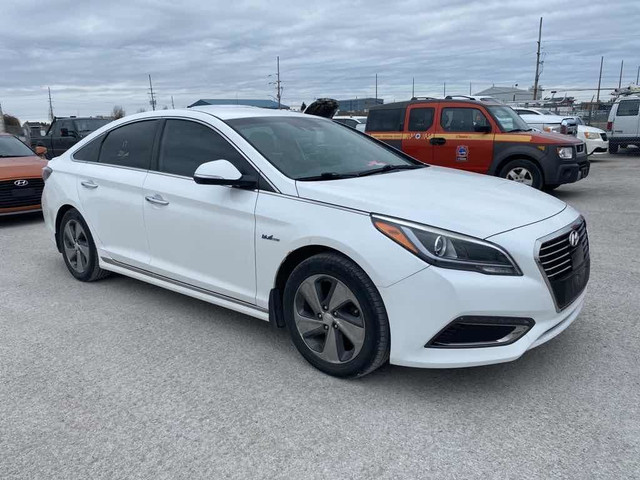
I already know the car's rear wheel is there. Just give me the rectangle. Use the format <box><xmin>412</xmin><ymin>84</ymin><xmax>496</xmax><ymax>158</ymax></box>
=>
<box><xmin>59</xmin><ymin>209</ymin><xmax>110</xmax><ymax>282</ymax></box>
<box><xmin>499</xmin><ymin>159</ymin><xmax>544</xmax><ymax>189</ymax></box>
<box><xmin>283</xmin><ymin>253</ymin><xmax>389</xmax><ymax>378</ymax></box>
<box><xmin>609</xmin><ymin>143</ymin><xmax>618</xmax><ymax>154</ymax></box>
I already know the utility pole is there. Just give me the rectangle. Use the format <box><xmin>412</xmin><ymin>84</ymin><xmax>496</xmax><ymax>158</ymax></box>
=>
<box><xmin>533</xmin><ymin>17</ymin><xmax>543</xmax><ymax>101</ymax></box>
<box><xmin>596</xmin><ymin>56</ymin><xmax>604</xmax><ymax>103</ymax></box>
<box><xmin>412</xmin><ymin>77</ymin><xmax>415</xmax><ymax>98</ymax></box>
<box><xmin>443</xmin><ymin>82</ymin><xmax>446</xmax><ymax>97</ymax></box>
<box><xmin>618</xmin><ymin>60</ymin><xmax>624</xmax><ymax>88</ymax></box>
<box><xmin>48</xmin><ymin>87</ymin><xmax>54</xmax><ymax>121</ymax></box>
<box><xmin>636</xmin><ymin>65</ymin><xmax>639</xmax><ymax>84</ymax></box>
<box><xmin>375</xmin><ymin>74</ymin><xmax>378</xmax><ymax>100</ymax></box>
<box><xmin>171</xmin><ymin>96</ymin><xmax>175</xmax><ymax>109</ymax></box>
<box><xmin>276</xmin><ymin>56</ymin><xmax>282</xmax><ymax>109</ymax></box>
<box><xmin>148</xmin><ymin>75</ymin><xmax>157</xmax><ymax>111</ymax></box>
<box><xmin>469</xmin><ymin>82</ymin><xmax>472</xmax><ymax>95</ymax></box>
<box><xmin>0</xmin><ymin>102</ymin><xmax>5</xmax><ymax>133</ymax></box>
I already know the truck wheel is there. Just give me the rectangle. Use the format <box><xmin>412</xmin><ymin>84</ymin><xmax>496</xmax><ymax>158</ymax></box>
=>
<box><xmin>499</xmin><ymin>159</ymin><xmax>543</xmax><ymax>189</ymax></box>
<box><xmin>608</xmin><ymin>144</ymin><xmax>618</xmax><ymax>154</ymax></box>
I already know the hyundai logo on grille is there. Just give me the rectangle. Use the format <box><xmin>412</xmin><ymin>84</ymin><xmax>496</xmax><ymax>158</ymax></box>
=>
<box><xmin>14</xmin><ymin>179</ymin><xmax>29</xmax><ymax>187</ymax></box>
<box><xmin>568</xmin><ymin>230</ymin><xmax>580</xmax><ymax>248</ymax></box>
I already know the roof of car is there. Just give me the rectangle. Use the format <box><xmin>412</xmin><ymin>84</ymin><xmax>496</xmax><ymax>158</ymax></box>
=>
<box><xmin>190</xmin><ymin>105</ymin><xmax>305</xmax><ymax>120</ymax></box>
<box><xmin>370</xmin><ymin>98</ymin><xmax>503</xmax><ymax>111</ymax></box>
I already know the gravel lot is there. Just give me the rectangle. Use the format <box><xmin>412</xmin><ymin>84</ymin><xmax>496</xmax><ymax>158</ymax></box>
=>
<box><xmin>1</xmin><ymin>151</ymin><xmax>639</xmax><ymax>479</ymax></box>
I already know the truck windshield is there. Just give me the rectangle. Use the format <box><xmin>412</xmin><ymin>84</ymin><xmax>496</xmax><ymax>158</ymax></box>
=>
<box><xmin>488</xmin><ymin>106</ymin><xmax>532</xmax><ymax>132</ymax></box>
<box><xmin>74</xmin><ymin>118</ymin><xmax>111</xmax><ymax>132</ymax></box>
<box><xmin>227</xmin><ymin>116</ymin><xmax>421</xmax><ymax>180</ymax></box>
<box><xmin>0</xmin><ymin>136</ymin><xmax>35</xmax><ymax>157</ymax></box>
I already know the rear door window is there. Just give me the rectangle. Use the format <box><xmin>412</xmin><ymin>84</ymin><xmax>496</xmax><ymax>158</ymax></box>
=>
<box><xmin>408</xmin><ymin>107</ymin><xmax>435</xmax><ymax>131</ymax></box>
<box><xmin>440</xmin><ymin>107</ymin><xmax>490</xmax><ymax>132</ymax></box>
<box><xmin>74</xmin><ymin>134</ymin><xmax>104</xmax><ymax>162</ymax></box>
<box><xmin>617</xmin><ymin>100</ymin><xmax>640</xmax><ymax>117</ymax></box>
<box><xmin>156</xmin><ymin>119</ymin><xmax>253</xmax><ymax>177</ymax></box>
<box><xmin>366</xmin><ymin>108</ymin><xmax>405</xmax><ymax>131</ymax></box>
<box><xmin>98</xmin><ymin>120</ymin><xmax>159</xmax><ymax>170</ymax></box>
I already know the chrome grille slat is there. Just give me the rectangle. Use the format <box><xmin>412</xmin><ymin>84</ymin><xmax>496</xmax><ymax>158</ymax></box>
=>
<box><xmin>547</xmin><ymin>264</ymin><xmax>573</xmax><ymax>278</ymax></box>
<box><xmin>541</xmin><ymin>250</ymin><xmax>572</xmax><ymax>266</ymax></box>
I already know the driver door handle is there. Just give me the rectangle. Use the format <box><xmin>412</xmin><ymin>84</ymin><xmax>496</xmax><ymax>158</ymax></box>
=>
<box><xmin>80</xmin><ymin>180</ymin><xmax>98</xmax><ymax>189</ymax></box>
<box><xmin>429</xmin><ymin>137</ymin><xmax>446</xmax><ymax>146</ymax></box>
<box><xmin>145</xmin><ymin>194</ymin><xmax>170</xmax><ymax>206</ymax></box>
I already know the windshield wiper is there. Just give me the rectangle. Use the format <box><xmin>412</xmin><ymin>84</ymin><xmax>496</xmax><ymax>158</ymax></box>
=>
<box><xmin>297</xmin><ymin>172</ymin><xmax>358</xmax><ymax>181</ymax></box>
<box><xmin>507</xmin><ymin>128</ymin><xmax>532</xmax><ymax>133</ymax></box>
<box><xmin>356</xmin><ymin>164</ymin><xmax>424</xmax><ymax>177</ymax></box>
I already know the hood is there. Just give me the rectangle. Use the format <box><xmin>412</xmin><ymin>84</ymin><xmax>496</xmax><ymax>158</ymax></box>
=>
<box><xmin>579</xmin><ymin>125</ymin><xmax>605</xmax><ymax>134</ymax></box>
<box><xmin>295</xmin><ymin>167</ymin><xmax>566</xmax><ymax>239</ymax></box>
<box><xmin>0</xmin><ymin>155</ymin><xmax>48</xmax><ymax>181</ymax></box>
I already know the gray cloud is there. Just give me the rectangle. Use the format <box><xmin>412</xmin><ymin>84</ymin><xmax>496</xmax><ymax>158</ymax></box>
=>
<box><xmin>1</xmin><ymin>0</ymin><xmax>638</xmax><ymax>121</ymax></box>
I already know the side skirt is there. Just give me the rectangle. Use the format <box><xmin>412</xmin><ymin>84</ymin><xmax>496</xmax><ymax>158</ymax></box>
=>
<box><xmin>100</xmin><ymin>257</ymin><xmax>269</xmax><ymax>322</ymax></box>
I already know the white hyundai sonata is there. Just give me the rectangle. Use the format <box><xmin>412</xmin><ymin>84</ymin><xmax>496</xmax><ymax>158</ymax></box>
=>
<box><xmin>41</xmin><ymin>106</ymin><xmax>590</xmax><ymax>377</ymax></box>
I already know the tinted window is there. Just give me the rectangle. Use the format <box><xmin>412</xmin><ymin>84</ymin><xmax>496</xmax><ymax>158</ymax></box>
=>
<box><xmin>0</xmin><ymin>135</ymin><xmax>34</xmax><ymax>157</ymax></box>
<box><xmin>74</xmin><ymin>134</ymin><xmax>104</xmax><ymax>162</ymax></box>
<box><xmin>617</xmin><ymin>100</ymin><xmax>640</xmax><ymax>117</ymax></box>
<box><xmin>157</xmin><ymin>120</ymin><xmax>251</xmax><ymax>177</ymax></box>
<box><xmin>99</xmin><ymin>120</ymin><xmax>158</xmax><ymax>169</ymax></box>
<box><xmin>408</xmin><ymin>108</ymin><xmax>434</xmax><ymax>131</ymax></box>
<box><xmin>49</xmin><ymin>120</ymin><xmax>73</xmax><ymax>137</ymax></box>
<box><xmin>366</xmin><ymin>108</ymin><xmax>404</xmax><ymax>132</ymax></box>
<box><xmin>74</xmin><ymin>118</ymin><xmax>111</xmax><ymax>134</ymax></box>
<box><xmin>441</xmin><ymin>107</ymin><xmax>490</xmax><ymax>132</ymax></box>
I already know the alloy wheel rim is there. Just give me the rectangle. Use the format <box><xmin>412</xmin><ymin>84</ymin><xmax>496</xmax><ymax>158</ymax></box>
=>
<box><xmin>505</xmin><ymin>167</ymin><xmax>534</xmax><ymax>186</ymax></box>
<box><xmin>293</xmin><ymin>274</ymin><xmax>366</xmax><ymax>364</ymax></box>
<box><xmin>62</xmin><ymin>220</ymin><xmax>90</xmax><ymax>274</ymax></box>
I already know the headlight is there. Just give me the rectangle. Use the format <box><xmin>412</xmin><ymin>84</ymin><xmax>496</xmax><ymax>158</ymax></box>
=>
<box><xmin>544</xmin><ymin>125</ymin><xmax>561</xmax><ymax>133</ymax></box>
<box><xmin>371</xmin><ymin>215</ymin><xmax>521</xmax><ymax>276</ymax></box>
<box><xmin>583</xmin><ymin>131</ymin><xmax>601</xmax><ymax>139</ymax></box>
<box><xmin>557</xmin><ymin>146</ymin><xmax>574</xmax><ymax>159</ymax></box>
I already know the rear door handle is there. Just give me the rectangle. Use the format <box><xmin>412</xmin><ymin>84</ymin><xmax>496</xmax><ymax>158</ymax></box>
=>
<box><xmin>429</xmin><ymin>137</ymin><xmax>447</xmax><ymax>146</ymax></box>
<box><xmin>80</xmin><ymin>180</ymin><xmax>98</xmax><ymax>189</ymax></box>
<box><xmin>145</xmin><ymin>194</ymin><xmax>169</xmax><ymax>206</ymax></box>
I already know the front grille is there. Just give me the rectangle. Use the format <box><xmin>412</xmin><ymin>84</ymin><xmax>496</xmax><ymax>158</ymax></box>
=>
<box><xmin>538</xmin><ymin>219</ymin><xmax>590</xmax><ymax>310</ymax></box>
<box><xmin>600</xmin><ymin>133</ymin><xmax>608</xmax><ymax>141</ymax></box>
<box><xmin>576</xmin><ymin>143</ymin><xmax>584</xmax><ymax>154</ymax></box>
<box><xmin>0</xmin><ymin>178</ymin><xmax>44</xmax><ymax>209</ymax></box>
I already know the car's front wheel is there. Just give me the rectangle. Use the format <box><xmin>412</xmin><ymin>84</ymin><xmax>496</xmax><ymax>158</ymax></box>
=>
<box><xmin>499</xmin><ymin>159</ymin><xmax>544</xmax><ymax>189</ymax></box>
<box><xmin>59</xmin><ymin>209</ymin><xmax>110</xmax><ymax>282</ymax></box>
<box><xmin>283</xmin><ymin>253</ymin><xmax>390</xmax><ymax>378</ymax></box>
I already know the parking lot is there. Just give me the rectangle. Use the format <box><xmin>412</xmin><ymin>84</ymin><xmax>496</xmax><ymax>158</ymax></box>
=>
<box><xmin>1</xmin><ymin>151</ymin><xmax>639</xmax><ymax>479</ymax></box>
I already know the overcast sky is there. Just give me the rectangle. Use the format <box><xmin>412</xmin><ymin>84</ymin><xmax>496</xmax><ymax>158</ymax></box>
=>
<box><xmin>1</xmin><ymin>0</ymin><xmax>638</xmax><ymax>122</ymax></box>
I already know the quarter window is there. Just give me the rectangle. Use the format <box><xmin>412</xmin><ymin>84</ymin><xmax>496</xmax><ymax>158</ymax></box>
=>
<box><xmin>408</xmin><ymin>108</ymin><xmax>434</xmax><ymax>131</ymax></box>
<box><xmin>74</xmin><ymin>135</ymin><xmax>104</xmax><ymax>162</ymax></box>
<box><xmin>617</xmin><ymin>100</ymin><xmax>640</xmax><ymax>117</ymax></box>
<box><xmin>441</xmin><ymin>108</ymin><xmax>490</xmax><ymax>132</ymax></box>
<box><xmin>99</xmin><ymin>120</ymin><xmax>159</xmax><ymax>169</ymax></box>
<box><xmin>157</xmin><ymin>120</ymin><xmax>251</xmax><ymax>177</ymax></box>
<box><xmin>366</xmin><ymin>108</ymin><xmax>405</xmax><ymax>132</ymax></box>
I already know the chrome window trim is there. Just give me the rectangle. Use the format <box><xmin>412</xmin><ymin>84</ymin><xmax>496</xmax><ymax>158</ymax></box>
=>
<box><xmin>533</xmin><ymin>215</ymin><xmax>586</xmax><ymax>313</ymax></box>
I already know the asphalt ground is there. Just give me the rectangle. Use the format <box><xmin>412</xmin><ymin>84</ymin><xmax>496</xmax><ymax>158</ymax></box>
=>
<box><xmin>1</xmin><ymin>150</ymin><xmax>639</xmax><ymax>479</ymax></box>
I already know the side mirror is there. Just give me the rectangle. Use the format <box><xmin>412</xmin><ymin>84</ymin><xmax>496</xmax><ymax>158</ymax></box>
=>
<box><xmin>35</xmin><ymin>146</ymin><xmax>48</xmax><ymax>156</ymax></box>
<box><xmin>474</xmin><ymin>124</ymin><xmax>492</xmax><ymax>133</ymax></box>
<box><xmin>193</xmin><ymin>160</ymin><xmax>256</xmax><ymax>188</ymax></box>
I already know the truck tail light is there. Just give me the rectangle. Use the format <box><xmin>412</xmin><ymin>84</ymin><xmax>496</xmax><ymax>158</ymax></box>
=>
<box><xmin>606</xmin><ymin>121</ymin><xmax>613</xmax><ymax>131</ymax></box>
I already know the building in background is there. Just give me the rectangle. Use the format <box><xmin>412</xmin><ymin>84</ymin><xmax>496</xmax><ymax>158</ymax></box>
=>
<box><xmin>337</xmin><ymin>98</ymin><xmax>383</xmax><ymax>114</ymax></box>
<box><xmin>473</xmin><ymin>86</ymin><xmax>542</xmax><ymax>103</ymax></box>
<box><xmin>188</xmin><ymin>99</ymin><xmax>289</xmax><ymax>109</ymax></box>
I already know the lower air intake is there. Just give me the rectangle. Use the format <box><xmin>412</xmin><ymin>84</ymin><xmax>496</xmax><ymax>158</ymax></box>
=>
<box><xmin>426</xmin><ymin>316</ymin><xmax>535</xmax><ymax>348</ymax></box>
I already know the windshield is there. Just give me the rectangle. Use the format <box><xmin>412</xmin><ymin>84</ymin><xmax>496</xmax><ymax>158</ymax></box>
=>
<box><xmin>74</xmin><ymin>118</ymin><xmax>111</xmax><ymax>133</ymax></box>
<box><xmin>488</xmin><ymin>106</ymin><xmax>532</xmax><ymax>132</ymax></box>
<box><xmin>0</xmin><ymin>136</ymin><xmax>35</xmax><ymax>157</ymax></box>
<box><xmin>227</xmin><ymin>116</ymin><xmax>420</xmax><ymax>180</ymax></box>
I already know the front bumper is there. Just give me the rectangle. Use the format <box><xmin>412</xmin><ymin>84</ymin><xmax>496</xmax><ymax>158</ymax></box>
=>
<box><xmin>583</xmin><ymin>136</ymin><xmax>609</xmax><ymax>155</ymax></box>
<box><xmin>380</xmin><ymin>207</ymin><xmax>586</xmax><ymax>368</ymax></box>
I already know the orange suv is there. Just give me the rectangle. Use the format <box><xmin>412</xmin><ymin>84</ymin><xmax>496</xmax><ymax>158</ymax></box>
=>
<box><xmin>0</xmin><ymin>133</ymin><xmax>48</xmax><ymax>216</ymax></box>
<box><xmin>366</xmin><ymin>97</ymin><xmax>589</xmax><ymax>190</ymax></box>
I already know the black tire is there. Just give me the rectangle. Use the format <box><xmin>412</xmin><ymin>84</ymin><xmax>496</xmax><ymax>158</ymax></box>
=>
<box><xmin>283</xmin><ymin>253</ymin><xmax>390</xmax><ymax>378</ymax></box>
<box><xmin>498</xmin><ymin>158</ymin><xmax>544</xmax><ymax>189</ymax></box>
<box><xmin>609</xmin><ymin>143</ymin><xmax>618</xmax><ymax>154</ymax></box>
<box><xmin>543</xmin><ymin>184</ymin><xmax>560</xmax><ymax>192</ymax></box>
<box><xmin>59</xmin><ymin>209</ymin><xmax>110</xmax><ymax>282</ymax></box>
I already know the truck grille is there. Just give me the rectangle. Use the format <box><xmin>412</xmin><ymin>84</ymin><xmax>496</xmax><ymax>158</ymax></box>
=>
<box><xmin>0</xmin><ymin>178</ymin><xmax>44</xmax><ymax>209</ymax></box>
<box><xmin>537</xmin><ymin>218</ymin><xmax>590</xmax><ymax>310</ymax></box>
<box><xmin>576</xmin><ymin>143</ymin><xmax>584</xmax><ymax>154</ymax></box>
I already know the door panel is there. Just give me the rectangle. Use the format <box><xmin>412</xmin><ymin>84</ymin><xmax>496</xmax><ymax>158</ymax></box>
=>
<box><xmin>76</xmin><ymin>163</ymin><xmax>149</xmax><ymax>267</ymax></box>
<box><xmin>401</xmin><ymin>106</ymin><xmax>436</xmax><ymax>164</ymax></box>
<box><xmin>431</xmin><ymin>104</ymin><xmax>495</xmax><ymax>173</ymax></box>
<box><xmin>143</xmin><ymin>173</ymin><xmax>258</xmax><ymax>303</ymax></box>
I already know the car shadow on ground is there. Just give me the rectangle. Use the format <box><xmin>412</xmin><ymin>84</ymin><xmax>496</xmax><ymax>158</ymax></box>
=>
<box><xmin>0</xmin><ymin>211</ymin><xmax>43</xmax><ymax>228</ymax></box>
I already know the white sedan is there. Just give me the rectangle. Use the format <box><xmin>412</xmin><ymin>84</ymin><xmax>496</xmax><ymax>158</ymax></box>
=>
<box><xmin>515</xmin><ymin>108</ymin><xmax>608</xmax><ymax>155</ymax></box>
<box><xmin>41</xmin><ymin>106</ymin><xmax>590</xmax><ymax>377</ymax></box>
